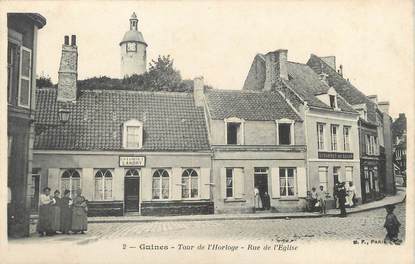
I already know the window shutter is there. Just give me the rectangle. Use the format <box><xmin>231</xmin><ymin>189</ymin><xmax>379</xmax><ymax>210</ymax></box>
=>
<box><xmin>200</xmin><ymin>168</ymin><xmax>210</xmax><ymax>199</ymax></box>
<box><xmin>220</xmin><ymin>168</ymin><xmax>227</xmax><ymax>198</ymax></box>
<box><xmin>48</xmin><ymin>168</ymin><xmax>60</xmax><ymax>193</ymax></box>
<box><xmin>271</xmin><ymin>167</ymin><xmax>280</xmax><ymax>198</ymax></box>
<box><xmin>18</xmin><ymin>47</ymin><xmax>32</xmax><ymax>108</ymax></box>
<box><xmin>234</xmin><ymin>168</ymin><xmax>244</xmax><ymax>198</ymax></box>
<box><xmin>297</xmin><ymin>167</ymin><xmax>307</xmax><ymax>198</ymax></box>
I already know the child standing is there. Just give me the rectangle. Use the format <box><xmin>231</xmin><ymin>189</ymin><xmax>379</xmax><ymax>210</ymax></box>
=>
<box><xmin>384</xmin><ymin>204</ymin><xmax>402</xmax><ymax>244</ymax></box>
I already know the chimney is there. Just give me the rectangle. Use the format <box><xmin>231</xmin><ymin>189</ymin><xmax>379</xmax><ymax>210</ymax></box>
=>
<box><xmin>264</xmin><ymin>49</ymin><xmax>288</xmax><ymax>91</ymax></box>
<box><xmin>321</xmin><ymin>56</ymin><xmax>336</xmax><ymax>69</ymax></box>
<box><xmin>378</xmin><ymin>101</ymin><xmax>390</xmax><ymax>114</ymax></box>
<box><xmin>193</xmin><ymin>76</ymin><xmax>205</xmax><ymax>107</ymax></box>
<box><xmin>338</xmin><ymin>65</ymin><xmax>343</xmax><ymax>77</ymax></box>
<box><xmin>368</xmin><ymin>95</ymin><xmax>378</xmax><ymax>104</ymax></box>
<box><xmin>57</xmin><ymin>35</ymin><xmax>78</xmax><ymax>102</ymax></box>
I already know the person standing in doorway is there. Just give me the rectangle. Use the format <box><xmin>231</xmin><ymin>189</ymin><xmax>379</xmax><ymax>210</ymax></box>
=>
<box><xmin>337</xmin><ymin>182</ymin><xmax>347</xmax><ymax>217</ymax></box>
<box><xmin>71</xmin><ymin>189</ymin><xmax>88</xmax><ymax>234</ymax></box>
<box><xmin>254</xmin><ymin>186</ymin><xmax>262</xmax><ymax>212</ymax></box>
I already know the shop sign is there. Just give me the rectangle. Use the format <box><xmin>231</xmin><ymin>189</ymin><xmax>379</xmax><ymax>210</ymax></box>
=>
<box><xmin>119</xmin><ymin>156</ymin><xmax>146</xmax><ymax>167</ymax></box>
<box><xmin>318</xmin><ymin>152</ymin><xmax>353</xmax><ymax>160</ymax></box>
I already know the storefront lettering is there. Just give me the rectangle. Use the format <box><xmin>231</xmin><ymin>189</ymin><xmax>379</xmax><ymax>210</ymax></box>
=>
<box><xmin>119</xmin><ymin>156</ymin><xmax>146</xmax><ymax>167</ymax></box>
<box><xmin>318</xmin><ymin>152</ymin><xmax>353</xmax><ymax>159</ymax></box>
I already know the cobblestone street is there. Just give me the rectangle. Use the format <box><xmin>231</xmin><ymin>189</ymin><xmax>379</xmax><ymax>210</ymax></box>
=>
<box><xmin>15</xmin><ymin>203</ymin><xmax>406</xmax><ymax>245</ymax></box>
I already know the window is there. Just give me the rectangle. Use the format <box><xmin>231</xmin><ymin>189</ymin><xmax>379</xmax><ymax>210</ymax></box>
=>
<box><xmin>95</xmin><ymin>169</ymin><xmax>113</xmax><ymax>200</ymax></box>
<box><xmin>123</xmin><ymin>119</ymin><xmax>143</xmax><ymax>149</ymax></box>
<box><xmin>345</xmin><ymin>167</ymin><xmax>353</xmax><ymax>182</ymax></box>
<box><xmin>329</xmin><ymin>95</ymin><xmax>336</xmax><ymax>108</ymax></box>
<box><xmin>152</xmin><ymin>169</ymin><xmax>170</xmax><ymax>199</ymax></box>
<box><xmin>343</xmin><ymin>126</ymin><xmax>351</xmax><ymax>152</ymax></box>
<box><xmin>318</xmin><ymin>167</ymin><xmax>328</xmax><ymax>191</ymax></box>
<box><xmin>125</xmin><ymin>168</ymin><xmax>140</xmax><ymax>177</ymax></box>
<box><xmin>358</xmin><ymin>109</ymin><xmax>367</xmax><ymax>121</ymax></box>
<box><xmin>278</xmin><ymin>124</ymin><xmax>291</xmax><ymax>145</ymax></box>
<box><xmin>365</xmin><ymin>135</ymin><xmax>370</xmax><ymax>154</ymax></box>
<box><xmin>18</xmin><ymin>47</ymin><xmax>32</xmax><ymax>108</ymax></box>
<box><xmin>227</xmin><ymin>123</ymin><xmax>240</xmax><ymax>145</ymax></box>
<box><xmin>330</xmin><ymin>125</ymin><xmax>339</xmax><ymax>151</ymax></box>
<box><xmin>226</xmin><ymin>168</ymin><xmax>233</xmax><ymax>198</ymax></box>
<box><xmin>61</xmin><ymin>169</ymin><xmax>81</xmax><ymax>198</ymax></box>
<box><xmin>279</xmin><ymin>168</ymin><xmax>296</xmax><ymax>197</ymax></box>
<box><xmin>182</xmin><ymin>169</ymin><xmax>199</xmax><ymax>199</ymax></box>
<box><xmin>333</xmin><ymin>167</ymin><xmax>341</xmax><ymax>184</ymax></box>
<box><xmin>7</xmin><ymin>43</ymin><xmax>18</xmax><ymax>104</ymax></box>
<box><xmin>374</xmin><ymin>136</ymin><xmax>379</xmax><ymax>155</ymax></box>
<box><xmin>276</xmin><ymin>119</ymin><xmax>294</xmax><ymax>145</ymax></box>
<box><xmin>317</xmin><ymin>123</ymin><xmax>325</xmax><ymax>150</ymax></box>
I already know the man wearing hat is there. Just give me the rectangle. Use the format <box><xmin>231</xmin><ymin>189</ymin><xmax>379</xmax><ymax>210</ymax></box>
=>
<box><xmin>337</xmin><ymin>182</ymin><xmax>347</xmax><ymax>217</ymax></box>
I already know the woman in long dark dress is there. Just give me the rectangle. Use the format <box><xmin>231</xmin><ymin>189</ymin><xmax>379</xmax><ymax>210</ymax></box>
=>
<box><xmin>60</xmin><ymin>190</ymin><xmax>73</xmax><ymax>234</ymax></box>
<box><xmin>37</xmin><ymin>187</ymin><xmax>53</xmax><ymax>236</ymax></box>
<box><xmin>71</xmin><ymin>189</ymin><xmax>88</xmax><ymax>234</ymax></box>
<box><xmin>50</xmin><ymin>190</ymin><xmax>61</xmax><ymax>234</ymax></box>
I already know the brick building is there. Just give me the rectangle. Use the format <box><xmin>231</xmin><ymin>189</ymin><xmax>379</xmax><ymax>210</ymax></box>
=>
<box><xmin>7</xmin><ymin>13</ymin><xmax>46</xmax><ymax>237</ymax></box>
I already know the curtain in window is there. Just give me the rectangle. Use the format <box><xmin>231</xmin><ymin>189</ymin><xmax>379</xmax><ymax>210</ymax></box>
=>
<box><xmin>19</xmin><ymin>48</ymin><xmax>31</xmax><ymax>107</ymax></box>
<box><xmin>95</xmin><ymin>169</ymin><xmax>113</xmax><ymax>200</ymax></box>
<box><xmin>287</xmin><ymin>168</ymin><xmax>295</xmax><ymax>196</ymax></box>
<box><xmin>152</xmin><ymin>169</ymin><xmax>169</xmax><ymax>199</ymax></box>
<box><xmin>127</xmin><ymin>126</ymin><xmax>140</xmax><ymax>148</ymax></box>
<box><xmin>181</xmin><ymin>169</ymin><xmax>198</xmax><ymax>199</ymax></box>
<box><xmin>279</xmin><ymin>169</ymin><xmax>287</xmax><ymax>196</ymax></box>
<box><xmin>182</xmin><ymin>175</ymin><xmax>190</xmax><ymax>198</ymax></box>
<box><xmin>61</xmin><ymin>169</ymin><xmax>80</xmax><ymax>198</ymax></box>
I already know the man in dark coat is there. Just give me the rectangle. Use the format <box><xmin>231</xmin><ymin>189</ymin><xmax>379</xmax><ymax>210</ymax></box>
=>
<box><xmin>337</xmin><ymin>182</ymin><xmax>347</xmax><ymax>217</ymax></box>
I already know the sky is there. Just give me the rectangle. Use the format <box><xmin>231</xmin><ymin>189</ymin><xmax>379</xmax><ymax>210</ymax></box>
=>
<box><xmin>11</xmin><ymin>1</ymin><xmax>414</xmax><ymax>118</ymax></box>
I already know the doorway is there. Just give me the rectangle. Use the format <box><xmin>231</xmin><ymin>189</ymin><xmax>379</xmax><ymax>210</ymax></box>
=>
<box><xmin>254</xmin><ymin>168</ymin><xmax>270</xmax><ymax>210</ymax></box>
<box><xmin>30</xmin><ymin>174</ymin><xmax>40</xmax><ymax>213</ymax></box>
<box><xmin>124</xmin><ymin>169</ymin><xmax>140</xmax><ymax>212</ymax></box>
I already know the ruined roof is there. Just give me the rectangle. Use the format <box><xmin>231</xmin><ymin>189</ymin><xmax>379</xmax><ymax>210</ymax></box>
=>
<box><xmin>205</xmin><ymin>89</ymin><xmax>302</xmax><ymax>121</ymax></box>
<box><xmin>34</xmin><ymin>88</ymin><xmax>210</xmax><ymax>151</ymax></box>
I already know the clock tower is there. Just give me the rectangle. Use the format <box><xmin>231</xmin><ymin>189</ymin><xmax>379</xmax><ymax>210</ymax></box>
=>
<box><xmin>120</xmin><ymin>12</ymin><xmax>147</xmax><ymax>77</ymax></box>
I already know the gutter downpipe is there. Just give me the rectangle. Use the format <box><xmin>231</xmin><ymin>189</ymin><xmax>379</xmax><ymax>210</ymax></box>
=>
<box><xmin>304</xmin><ymin>102</ymin><xmax>310</xmax><ymax>195</ymax></box>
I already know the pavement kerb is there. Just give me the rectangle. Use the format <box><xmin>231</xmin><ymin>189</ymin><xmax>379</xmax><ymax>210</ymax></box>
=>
<box><xmin>87</xmin><ymin>191</ymin><xmax>406</xmax><ymax>224</ymax></box>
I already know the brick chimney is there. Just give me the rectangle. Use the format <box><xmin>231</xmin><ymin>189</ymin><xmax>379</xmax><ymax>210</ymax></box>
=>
<box><xmin>378</xmin><ymin>101</ymin><xmax>390</xmax><ymax>114</ymax></box>
<box><xmin>264</xmin><ymin>49</ymin><xmax>288</xmax><ymax>91</ymax></box>
<box><xmin>57</xmin><ymin>35</ymin><xmax>78</xmax><ymax>102</ymax></box>
<box><xmin>367</xmin><ymin>95</ymin><xmax>378</xmax><ymax>104</ymax></box>
<box><xmin>193</xmin><ymin>76</ymin><xmax>205</xmax><ymax>107</ymax></box>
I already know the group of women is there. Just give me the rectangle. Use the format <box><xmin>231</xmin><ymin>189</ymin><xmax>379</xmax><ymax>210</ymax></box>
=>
<box><xmin>37</xmin><ymin>187</ymin><xmax>88</xmax><ymax>236</ymax></box>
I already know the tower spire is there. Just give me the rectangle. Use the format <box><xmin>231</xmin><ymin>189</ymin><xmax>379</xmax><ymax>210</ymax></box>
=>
<box><xmin>130</xmin><ymin>12</ymin><xmax>138</xmax><ymax>31</ymax></box>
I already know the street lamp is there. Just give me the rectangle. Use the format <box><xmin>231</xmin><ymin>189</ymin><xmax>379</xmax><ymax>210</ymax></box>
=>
<box><xmin>58</xmin><ymin>107</ymin><xmax>71</xmax><ymax>123</ymax></box>
<box><xmin>35</xmin><ymin>106</ymin><xmax>71</xmax><ymax>135</ymax></box>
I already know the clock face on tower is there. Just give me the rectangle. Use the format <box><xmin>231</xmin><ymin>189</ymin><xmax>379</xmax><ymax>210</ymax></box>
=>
<box><xmin>126</xmin><ymin>42</ymin><xmax>137</xmax><ymax>52</ymax></box>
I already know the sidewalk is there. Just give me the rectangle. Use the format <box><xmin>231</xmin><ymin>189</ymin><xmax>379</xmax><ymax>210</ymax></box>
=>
<box><xmin>87</xmin><ymin>187</ymin><xmax>406</xmax><ymax>224</ymax></box>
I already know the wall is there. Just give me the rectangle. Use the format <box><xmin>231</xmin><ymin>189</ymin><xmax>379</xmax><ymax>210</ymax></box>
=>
<box><xmin>242</xmin><ymin>55</ymin><xmax>266</xmax><ymax>91</ymax></box>
<box><xmin>212</xmin><ymin>149</ymin><xmax>307</xmax><ymax>213</ymax></box>
<box><xmin>120</xmin><ymin>42</ymin><xmax>146</xmax><ymax>77</ymax></box>
<box><xmin>382</xmin><ymin>114</ymin><xmax>395</xmax><ymax>194</ymax></box>
<box><xmin>305</xmin><ymin>108</ymin><xmax>362</xmax><ymax>206</ymax></box>
<box><xmin>209</xmin><ymin>119</ymin><xmax>305</xmax><ymax>146</ymax></box>
<box><xmin>33</xmin><ymin>152</ymin><xmax>212</xmax><ymax>204</ymax></box>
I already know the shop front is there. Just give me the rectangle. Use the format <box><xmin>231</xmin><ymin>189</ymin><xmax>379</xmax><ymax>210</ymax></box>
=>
<box><xmin>33</xmin><ymin>151</ymin><xmax>213</xmax><ymax>216</ymax></box>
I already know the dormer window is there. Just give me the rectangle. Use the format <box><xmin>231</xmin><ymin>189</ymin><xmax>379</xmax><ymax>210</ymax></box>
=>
<box><xmin>225</xmin><ymin>117</ymin><xmax>244</xmax><ymax>145</ymax></box>
<box><xmin>276</xmin><ymin>118</ymin><xmax>295</xmax><ymax>145</ymax></box>
<box><xmin>123</xmin><ymin>119</ymin><xmax>143</xmax><ymax>149</ymax></box>
<box><xmin>329</xmin><ymin>95</ymin><xmax>336</xmax><ymax>108</ymax></box>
